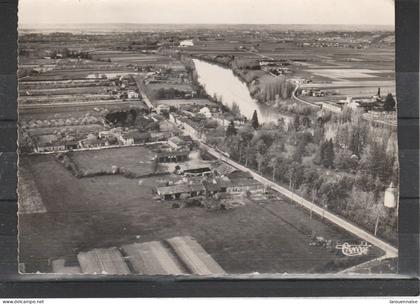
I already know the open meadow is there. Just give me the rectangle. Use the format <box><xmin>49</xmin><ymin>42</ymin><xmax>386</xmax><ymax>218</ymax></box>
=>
<box><xmin>19</xmin><ymin>150</ymin><xmax>383</xmax><ymax>274</ymax></box>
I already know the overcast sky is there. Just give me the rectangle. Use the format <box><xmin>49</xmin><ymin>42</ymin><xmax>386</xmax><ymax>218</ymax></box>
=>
<box><xmin>19</xmin><ymin>0</ymin><xmax>394</xmax><ymax>25</ymax></box>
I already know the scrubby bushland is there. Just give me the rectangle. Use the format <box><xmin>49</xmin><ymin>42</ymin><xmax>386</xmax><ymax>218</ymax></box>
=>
<box><xmin>105</xmin><ymin>109</ymin><xmax>138</xmax><ymax>126</ymax></box>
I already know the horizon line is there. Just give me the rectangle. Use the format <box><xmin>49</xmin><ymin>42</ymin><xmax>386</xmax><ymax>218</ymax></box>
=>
<box><xmin>19</xmin><ymin>22</ymin><xmax>394</xmax><ymax>26</ymax></box>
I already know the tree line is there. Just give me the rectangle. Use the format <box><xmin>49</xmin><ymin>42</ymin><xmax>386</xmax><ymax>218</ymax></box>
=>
<box><xmin>217</xmin><ymin>106</ymin><xmax>398</xmax><ymax>244</ymax></box>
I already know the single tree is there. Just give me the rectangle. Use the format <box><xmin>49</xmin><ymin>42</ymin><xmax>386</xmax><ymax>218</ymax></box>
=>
<box><xmin>226</xmin><ymin>120</ymin><xmax>237</xmax><ymax>137</ymax></box>
<box><xmin>268</xmin><ymin>156</ymin><xmax>280</xmax><ymax>181</ymax></box>
<box><xmin>231</xmin><ymin>102</ymin><xmax>241</xmax><ymax>119</ymax></box>
<box><xmin>293</xmin><ymin>115</ymin><xmax>300</xmax><ymax>131</ymax></box>
<box><xmin>322</xmin><ymin>139</ymin><xmax>335</xmax><ymax>168</ymax></box>
<box><xmin>301</xmin><ymin>116</ymin><xmax>311</xmax><ymax>128</ymax></box>
<box><xmin>256</xmin><ymin>152</ymin><xmax>265</xmax><ymax>173</ymax></box>
<box><xmin>251</xmin><ymin>110</ymin><xmax>260</xmax><ymax>130</ymax></box>
<box><xmin>383</xmin><ymin>93</ymin><xmax>396</xmax><ymax>111</ymax></box>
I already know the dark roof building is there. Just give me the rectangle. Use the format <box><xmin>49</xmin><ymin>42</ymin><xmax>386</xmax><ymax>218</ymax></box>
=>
<box><xmin>202</xmin><ymin>178</ymin><xmax>233</xmax><ymax>194</ymax></box>
<box><xmin>155</xmin><ymin>149</ymin><xmax>189</xmax><ymax>163</ymax></box>
<box><xmin>227</xmin><ymin>178</ymin><xmax>265</xmax><ymax>193</ymax></box>
<box><xmin>156</xmin><ymin>183</ymin><xmax>206</xmax><ymax>200</ymax></box>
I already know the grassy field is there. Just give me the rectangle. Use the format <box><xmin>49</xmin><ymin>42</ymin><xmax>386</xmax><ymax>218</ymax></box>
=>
<box><xmin>69</xmin><ymin>146</ymin><xmax>158</xmax><ymax>176</ymax></box>
<box><xmin>19</xmin><ymin>101</ymin><xmax>144</xmax><ymax>121</ymax></box>
<box><xmin>27</xmin><ymin>124</ymin><xmax>102</xmax><ymax>137</ymax></box>
<box><xmin>153</xmin><ymin>99</ymin><xmax>215</xmax><ymax>107</ymax></box>
<box><xmin>91</xmin><ymin>52</ymin><xmax>176</xmax><ymax>66</ymax></box>
<box><xmin>19</xmin><ymin>152</ymin><xmax>382</xmax><ymax>274</ymax></box>
<box><xmin>20</xmin><ymin>86</ymin><xmax>115</xmax><ymax>96</ymax></box>
<box><xmin>147</xmin><ymin>83</ymin><xmax>193</xmax><ymax>91</ymax></box>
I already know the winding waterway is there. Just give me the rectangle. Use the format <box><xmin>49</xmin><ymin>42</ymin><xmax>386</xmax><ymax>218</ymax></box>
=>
<box><xmin>192</xmin><ymin>59</ymin><xmax>288</xmax><ymax>123</ymax></box>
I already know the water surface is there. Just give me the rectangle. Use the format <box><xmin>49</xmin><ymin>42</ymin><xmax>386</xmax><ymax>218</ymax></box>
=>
<box><xmin>193</xmin><ymin>59</ymin><xmax>286</xmax><ymax>123</ymax></box>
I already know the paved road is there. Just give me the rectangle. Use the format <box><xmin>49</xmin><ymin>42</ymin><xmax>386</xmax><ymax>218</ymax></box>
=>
<box><xmin>291</xmin><ymin>82</ymin><xmax>321</xmax><ymax>108</ymax></box>
<box><xmin>134</xmin><ymin>77</ymin><xmax>154</xmax><ymax>110</ymax></box>
<box><xmin>198</xmin><ymin>141</ymin><xmax>398</xmax><ymax>259</ymax></box>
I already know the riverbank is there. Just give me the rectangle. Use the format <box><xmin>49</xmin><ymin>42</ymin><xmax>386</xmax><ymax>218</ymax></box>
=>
<box><xmin>183</xmin><ymin>53</ymin><xmax>295</xmax><ymax>104</ymax></box>
<box><xmin>179</xmin><ymin>55</ymin><xmax>296</xmax><ymax>124</ymax></box>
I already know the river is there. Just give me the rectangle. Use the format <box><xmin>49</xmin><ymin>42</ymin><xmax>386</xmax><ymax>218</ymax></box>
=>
<box><xmin>192</xmin><ymin>59</ymin><xmax>289</xmax><ymax>124</ymax></box>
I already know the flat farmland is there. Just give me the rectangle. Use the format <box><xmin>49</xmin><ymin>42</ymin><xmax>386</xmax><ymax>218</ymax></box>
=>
<box><xmin>153</xmin><ymin>98</ymin><xmax>215</xmax><ymax>107</ymax></box>
<box><xmin>19</xmin><ymin>152</ymin><xmax>382</xmax><ymax>274</ymax></box>
<box><xmin>337</xmin><ymin>86</ymin><xmax>396</xmax><ymax>97</ymax></box>
<box><xmin>19</xmin><ymin>79</ymin><xmax>112</xmax><ymax>89</ymax></box>
<box><xmin>92</xmin><ymin>52</ymin><xmax>176</xmax><ymax>65</ymax></box>
<box><xmin>21</xmin><ymin>70</ymin><xmax>139</xmax><ymax>81</ymax></box>
<box><xmin>20</xmin><ymin>86</ymin><xmax>115</xmax><ymax>96</ymax></box>
<box><xmin>301</xmin><ymin>80</ymin><xmax>395</xmax><ymax>89</ymax></box>
<box><xmin>19</xmin><ymin>101</ymin><xmax>145</xmax><ymax>123</ymax></box>
<box><xmin>305</xmin><ymin>69</ymin><xmax>393</xmax><ymax>81</ymax></box>
<box><xmin>259</xmin><ymin>47</ymin><xmax>394</xmax><ymax>66</ymax></box>
<box><xmin>147</xmin><ymin>83</ymin><xmax>193</xmax><ymax>92</ymax></box>
<box><xmin>27</xmin><ymin>124</ymin><xmax>103</xmax><ymax>137</ymax></box>
<box><xmin>19</xmin><ymin>94</ymin><xmax>117</xmax><ymax>104</ymax></box>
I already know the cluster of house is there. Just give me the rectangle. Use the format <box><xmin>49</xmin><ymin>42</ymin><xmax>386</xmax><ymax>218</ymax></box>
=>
<box><xmin>31</xmin><ymin>110</ymin><xmax>195</xmax><ymax>153</ymax></box>
<box><xmin>300</xmin><ymin>89</ymin><xmax>332</xmax><ymax>97</ymax></box>
<box><xmin>336</xmin><ymin>94</ymin><xmax>389</xmax><ymax>112</ymax></box>
<box><xmin>144</xmin><ymin>68</ymin><xmax>190</xmax><ymax>86</ymax></box>
<box><xmin>156</xmin><ymin>161</ymin><xmax>266</xmax><ymax>201</ymax></box>
<box><xmin>33</xmin><ymin>128</ymin><xmax>153</xmax><ymax>153</ymax></box>
<box><xmin>298</xmin><ymin>41</ymin><xmax>370</xmax><ymax>49</ymax></box>
<box><xmin>259</xmin><ymin>60</ymin><xmax>292</xmax><ymax>75</ymax></box>
<box><xmin>109</xmin><ymin>75</ymin><xmax>140</xmax><ymax>100</ymax></box>
<box><xmin>165</xmin><ymin>102</ymin><xmax>238</xmax><ymax>139</ymax></box>
<box><xmin>152</xmin><ymin>135</ymin><xmax>194</xmax><ymax>163</ymax></box>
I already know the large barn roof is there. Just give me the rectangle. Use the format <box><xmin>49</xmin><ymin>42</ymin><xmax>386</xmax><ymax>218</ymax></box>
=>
<box><xmin>157</xmin><ymin>183</ymin><xmax>206</xmax><ymax>196</ymax></box>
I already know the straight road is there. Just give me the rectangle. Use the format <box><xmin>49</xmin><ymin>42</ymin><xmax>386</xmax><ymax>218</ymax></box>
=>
<box><xmin>134</xmin><ymin>77</ymin><xmax>154</xmax><ymax>110</ymax></box>
<box><xmin>198</xmin><ymin>141</ymin><xmax>398</xmax><ymax>259</ymax></box>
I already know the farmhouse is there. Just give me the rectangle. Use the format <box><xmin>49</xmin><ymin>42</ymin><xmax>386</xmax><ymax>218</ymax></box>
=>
<box><xmin>155</xmin><ymin>150</ymin><xmax>189</xmax><ymax>163</ymax></box>
<box><xmin>321</xmin><ymin>103</ymin><xmax>342</xmax><ymax>113</ymax></box>
<box><xmin>168</xmin><ymin>136</ymin><xmax>188</xmax><ymax>149</ymax></box>
<box><xmin>168</xmin><ymin>135</ymin><xmax>194</xmax><ymax>150</ymax></box>
<box><xmin>34</xmin><ymin>134</ymin><xmax>65</xmax><ymax>153</ymax></box>
<box><xmin>157</xmin><ymin>174</ymin><xmax>265</xmax><ymax>201</ymax></box>
<box><xmin>227</xmin><ymin>178</ymin><xmax>266</xmax><ymax>193</ymax></box>
<box><xmin>175</xmin><ymin>116</ymin><xmax>201</xmax><ymax>139</ymax></box>
<box><xmin>202</xmin><ymin>178</ymin><xmax>233</xmax><ymax>195</ymax></box>
<box><xmin>119</xmin><ymin>130</ymin><xmax>151</xmax><ymax>145</ymax></box>
<box><xmin>156</xmin><ymin>183</ymin><xmax>205</xmax><ymax>200</ymax></box>
<box><xmin>78</xmin><ymin>136</ymin><xmax>109</xmax><ymax>149</ymax></box>
<box><xmin>64</xmin><ymin>141</ymin><xmax>79</xmax><ymax>150</ymax></box>
<box><xmin>179</xmin><ymin>135</ymin><xmax>194</xmax><ymax>148</ymax></box>
<box><xmin>35</xmin><ymin>143</ymin><xmax>65</xmax><ymax>153</ymax></box>
<box><xmin>128</xmin><ymin>90</ymin><xmax>139</xmax><ymax>99</ymax></box>
<box><xmin>211</xmin><ymin>161</ymin><xmax>239</xmax><ymax>177</ymax></box>
<box><xmin>177</xmin><ymin>163</ymin><xmax>212</xmax><ymax>176</ymax></box>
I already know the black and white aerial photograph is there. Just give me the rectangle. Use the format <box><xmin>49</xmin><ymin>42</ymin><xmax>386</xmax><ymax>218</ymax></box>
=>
<box><xmin>17</xmin><ymin>0</ymin><xmax>399</xmax><ymax>276</ymax></box>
